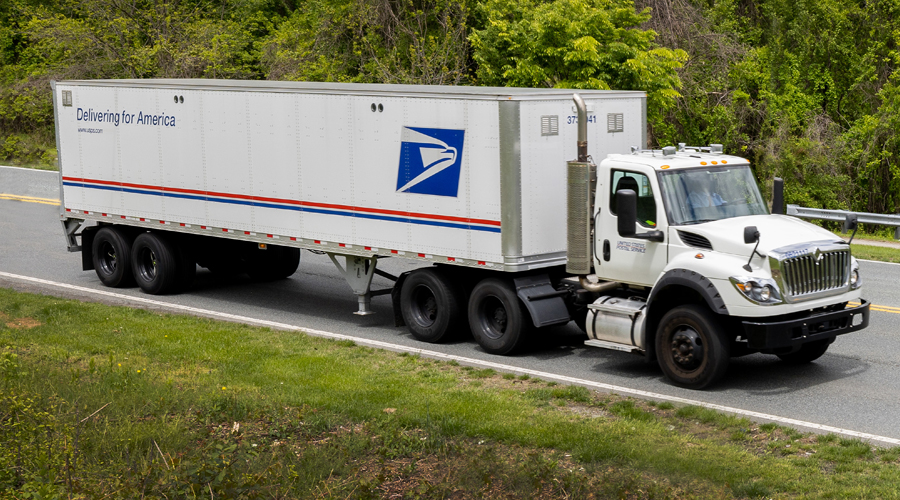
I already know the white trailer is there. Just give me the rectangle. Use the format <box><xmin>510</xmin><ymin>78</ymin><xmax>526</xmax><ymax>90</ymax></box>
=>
<box><xmin>53</xmin><ymin>79</ymin><xmax>869</xmax><ymax>388</ymax></box>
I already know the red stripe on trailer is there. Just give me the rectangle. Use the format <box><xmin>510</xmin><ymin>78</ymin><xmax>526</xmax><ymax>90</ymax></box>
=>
<box><xmin>365</xmin><ymin>246</ymin><xmax>372</xmax><ymax>250</ymax></box>
<box><xmin>478</xmin><ymin>261</ymin><xmax>486</xmax><ymax>265</ymax></box>
<box><xmin>63</xmin><ymin>176</ymin><xmax>501</xmax><ymax>227</ymax></box>
<box><xmin>447</xmin><ymin>257</ymin><xmax>455</xmax><ymax>262</ymax></box>
<box><xmin>159</xmin><ymin>220</ymin><xmax>165</xmax><ymax>224</ymax></box>
<box><xmin>102</xmin><ymin>213</ymin><xmax>107</xmax><ymax>217</ymax></box>
<box><xmin>180</xmin><ymin>223</ymin><xmax>186</xmax><ymax>227</ymax></box>
<box><xmin>65</xmin><ymin>208</ymin><xmax>71</xmax><ymax>212</ymax></box>
<box><xmin>120</xmin><ymin>215</ymin><xmax>126</xmax><ymax>219</ymax></box>
<box><xmin>222</xmin><ymin>228</ymin><xmax>228</xmax><ymax>232</ymax></box>
<box><xmin>314</xmin><ymin>240</ymin><xmax>321</xmax><ymax>244</ymax></box>
<box><xmin>139</xmin><ymin>218</ymin><xmax>145</xmax><ymax>221</ymax></box>
<box><xmin>83</xmin><ymin>211</ymin><xmax>89</xmax><ymax>214</ymax></box>
<box><xmin>339</xmin><ymin>243</ymin><xmax>346</xmax><ymax>247</ymax></box>
<box><xmin>267</xmin><ymin>234</ymin><xmax>273</xmax><ymax>238</ymax></box>
<box><xmin>244</xmin><ymin>231</ymin><xmax>250</xmax><ymax>235</ymax></box>
<box><xmin>391</xmin><ymin>249</ymin><xmax>398</xmax><ymax>254</ymax></box>
<box><xmin>417</xmin><ymin>253</ymin><xmax>425</xmax><ymax>258</ymax></box>
<box><xmin>290</xmin><ymin>237</ymin><xmax>297</xmax><ymax>241</ymax></box>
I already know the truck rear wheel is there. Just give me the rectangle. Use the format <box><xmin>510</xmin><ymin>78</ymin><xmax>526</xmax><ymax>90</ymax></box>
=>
<box><xmin>777</xmin><ymin>338</ymin><xmax>832</xmax><ymax>364</ymax></box>
<box><xmin>656</xmin><ymin>305</ymin><xmax>729</xmax><ymax>389</ymax></box>
<box><xmin>400</xmin><ymin>268</ymin><xmax>463</xmax><ymax>343</ymax></box>
<box><xmin>468</xmin><ymin>278</ymin><xmax>531</xmax><ymax>355</ymax></box>
<box><xmin>92</xmin><ymin>227</ymin><xmax>134</xmax><ymax>287</ymax></box>
<box><xmin>132</xmin><ymin>232</ymin><xmax>180</xmax><ymax>295</ymax></box>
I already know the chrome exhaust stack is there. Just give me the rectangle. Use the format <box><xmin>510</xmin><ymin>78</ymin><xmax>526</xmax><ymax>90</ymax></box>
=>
<box><xmin>566</xmin><ymin>94</ymin><xmax>595</xmax><ymax>274</ymax></box>
<box><xmin>566</xmin><ymin>94</ymin><xmax>617</xmax><ymax>293</ymax></box>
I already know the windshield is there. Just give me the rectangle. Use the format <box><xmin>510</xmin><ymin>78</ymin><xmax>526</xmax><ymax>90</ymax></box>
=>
<box><xmin>658</xmin><ymin>165</ymin><xmax>768</xmax><ymax>225</ymax></box>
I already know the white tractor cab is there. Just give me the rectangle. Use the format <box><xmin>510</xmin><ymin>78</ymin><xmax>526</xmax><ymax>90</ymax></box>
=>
<box><xmin>567</xmin><ymin>98</ymin><xmax>869</xmax><ymax>388</ymax></box>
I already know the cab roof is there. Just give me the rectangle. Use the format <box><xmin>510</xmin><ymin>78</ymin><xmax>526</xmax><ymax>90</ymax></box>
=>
<box><xmin>604</xmin><ymin>150</ymin><xmax>750</xmax><ymax>171</ymax></box>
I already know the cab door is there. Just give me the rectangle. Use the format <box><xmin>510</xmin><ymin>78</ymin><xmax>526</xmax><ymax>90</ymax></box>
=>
<box><xmin>593</xmin><ymin>166</ymin><xmax>668</xmax><ymax>286</ymax></box>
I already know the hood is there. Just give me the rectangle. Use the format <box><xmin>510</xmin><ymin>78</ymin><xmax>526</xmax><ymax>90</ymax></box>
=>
<box><xmin>674</xmin><ymin>214</ymin><xmax>845</xmax><ymax>258</ymax></box>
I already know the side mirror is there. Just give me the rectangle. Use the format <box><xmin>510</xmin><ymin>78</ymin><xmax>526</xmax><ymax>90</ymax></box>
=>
<box><xmin>743</xmin><ymin>226</ymin><xmax>759</xmax><ymax>244</ymax></box>
<box><xmin>842</xmin><ymin>214</ymin><xmax>858</xmax><ymax>233</ymax></box>
<box><xmin>771</xmin><ymin>177</ymin><xmax>784</xmax><ymax>215</ymax></box>
<box><xmin>616</xmin><ymin>189</ymin><xmax>665</xmax><ymax>242</ymax></box>
<box><xmin>616</xmin><ymin>189</ymin><xmax>637</xmax><ymax>238</ymax></box>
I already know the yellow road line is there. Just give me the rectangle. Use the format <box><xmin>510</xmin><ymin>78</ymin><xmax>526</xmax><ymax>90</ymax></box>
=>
<box><xmin>849</xmin><ymin>301</ymin><xmax>900</xmax><ymax>314</ymax></box>
<box><xmin>0</xmin><ymin>193</ymin><xmax>60</xmax><ymax>206</ymax></box>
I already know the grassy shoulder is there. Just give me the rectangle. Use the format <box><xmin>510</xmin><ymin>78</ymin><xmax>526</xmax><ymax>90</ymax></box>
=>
<box><xmin>851</xmin><ymin>243</ymin><xmax>900</xmax><ymax>264</ymax></box>
<box><xmin>2</xmin><ymin>288</ymin><xmax>899</xmax><ymax>499</ymax></box>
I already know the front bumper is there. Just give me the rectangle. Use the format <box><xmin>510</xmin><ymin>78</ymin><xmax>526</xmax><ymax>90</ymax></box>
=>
<box><xmin>741</xmin><ymin>300</ymin><xmax>869</xmax><ymax>350</ymax></box>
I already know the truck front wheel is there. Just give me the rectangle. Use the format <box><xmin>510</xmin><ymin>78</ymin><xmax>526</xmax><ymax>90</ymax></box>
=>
<box><xmin>400</xmin><ymin>268</ymin><xmax>464</xmax><ymax>343</ymax></box>
<box><xmin>92</xmin><ymin>227</ymin><xmax>134</xmax><ymax>287</ymax></box>
<box><xmin>468</xmin><ymin>278</ymin><xmax>531</xmax><ymax>355</ymax></box>
<box><xmin>656</xmin><ymin>305</ymin><xmax>729</xmax><ymax>389</ymax></box>
<box><xmin>132</xmin><ymin>233</ymin><xmax>180</xmax><ymax>295</ymax></box>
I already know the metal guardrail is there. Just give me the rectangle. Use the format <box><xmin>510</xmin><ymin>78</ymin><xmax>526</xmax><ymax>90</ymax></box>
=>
<box><xmin>786</xmin><ymin>205</ymin><xmax>900</xmax><ymax>239</ymax></box>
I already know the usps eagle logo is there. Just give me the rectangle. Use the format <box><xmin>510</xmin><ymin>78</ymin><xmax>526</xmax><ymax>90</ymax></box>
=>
<box><xmin>396</xmin><ymin>127</ymin><xmax>465</xmax><ymax>197</ymax></box>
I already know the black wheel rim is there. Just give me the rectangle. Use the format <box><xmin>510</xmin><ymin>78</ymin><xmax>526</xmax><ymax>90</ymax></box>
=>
<box><xmin>669</xmin><ymin>325</ymin><xmax>704</xmax><ymax>371</ymax></box>
<box><xmin>97</xmin><ymin>240</ymin><xmax>118</xmax><ymax>276</ymax></box>
<box><xmin>410</xmin><ymin>285</ymin><xmax>438</xmax><ymax>328</ymax></box>
<box><xmin>137</xmin><ymin>247</ymin><xmax>158</xmax><ymax>282</ymax></box>
<box><xmin>478</xmin><ymin>296</ymin><xmax>508</xmax><ymax>340</ymax></box>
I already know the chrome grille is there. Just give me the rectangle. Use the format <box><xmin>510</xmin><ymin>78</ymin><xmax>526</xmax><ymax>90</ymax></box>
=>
<box><xmin>780</xmin><ymin>249</ymin><xmax>849</xmax><ymax>299</ymax></box>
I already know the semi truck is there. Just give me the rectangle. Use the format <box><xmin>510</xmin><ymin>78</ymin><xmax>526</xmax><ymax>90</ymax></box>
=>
<box><xmin>51</xmin><ymin>79</ymin><xmax>870</xmax><ymax>388</ymax></box>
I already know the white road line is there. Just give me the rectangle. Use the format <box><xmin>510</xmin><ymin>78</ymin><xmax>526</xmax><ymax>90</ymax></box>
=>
<box><xmin>0</xmin><ymin>165</ymin><xmax>59</xmax><ymax>173</ymax></box>
<box><xmin>1</xmin><ymin>270</ymin><xmax>898</xmax><ymax>447</ymax></box>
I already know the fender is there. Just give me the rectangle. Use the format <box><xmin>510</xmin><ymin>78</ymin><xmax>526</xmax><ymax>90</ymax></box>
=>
<box><xmin>647</xmin><ymin>268</ymin><xmax>728</xmax><ymax>315</ymax></box>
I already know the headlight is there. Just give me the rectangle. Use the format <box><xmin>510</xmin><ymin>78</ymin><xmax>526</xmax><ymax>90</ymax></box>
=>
<box><xmin>850</xmin><ymin>258</ymin><xmax>861</xmax><ymax>290</ymax></box>
<box><xmin>729</xmin><ymin>276</ymin><xmax>783</xmax><ymax>305</ymax></box>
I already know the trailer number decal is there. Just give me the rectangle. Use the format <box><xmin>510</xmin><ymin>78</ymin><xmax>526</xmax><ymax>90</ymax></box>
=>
<box><xmin>396</xmin><ymin>127</ymin><xmax>465</xmax><ymax>197</ymax></box>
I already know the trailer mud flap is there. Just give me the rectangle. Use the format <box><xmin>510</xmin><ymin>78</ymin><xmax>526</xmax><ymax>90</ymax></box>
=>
<box><xmin>80</xmin><ymin>225</ymin><xmax>98</xmax><ymax>271</ymax></box>
<box><xmin>514</xmin><ymin>275</ymin><xmax>571</xmax><ymax>328</ymax></box>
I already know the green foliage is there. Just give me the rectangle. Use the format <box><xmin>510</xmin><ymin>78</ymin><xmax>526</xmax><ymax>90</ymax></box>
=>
<box><xmin>470</xmin><ymin>0</ymin><xmax>686</xmax><ymax>123</ymax></box>
<box><xmin>260</xmin><ymin>0</ymin><xmax>470</xmax><ymax>84</ymax></box>
<box><xmin>641</xmin><ymin>0</ymin><xmax>900</xmax><ymax>216</ymax></box>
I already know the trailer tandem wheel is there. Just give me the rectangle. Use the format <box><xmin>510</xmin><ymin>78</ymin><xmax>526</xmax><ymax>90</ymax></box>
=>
<box><xmin>468</xmin><ymin>278</ymin><xmax>531</xmax><ymax>355</ymax></box>
<box><xmin>399</xmin><ymin>268</ymin><xmax>464</xmax><ymax>343</ymax></box>
<box><xmin>92</xmin><ymin>227</ymin><xmax>135</xmax><ymax>288</ymax></box>
<box><xmin>132</xmin><ymin>232</ymin><xmax>181</xmax><ymax>295</ymax></box>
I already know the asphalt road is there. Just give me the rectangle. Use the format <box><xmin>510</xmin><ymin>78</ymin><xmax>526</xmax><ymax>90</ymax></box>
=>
<box><xmin>2</xmin><ymin>165</ymin><xmax>900</xmax><ymax>443</ymax></box>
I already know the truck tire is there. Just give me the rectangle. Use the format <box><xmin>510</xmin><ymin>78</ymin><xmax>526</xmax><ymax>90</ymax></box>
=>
<box><xmin>400</xmin><ymin>268</ymin><xmax>463</xmax><ymax>343</ymax></box>
<box><xmin>656</xmin><ymin>304</ymin><xmax>729</xmax><ymax>389</ymax></box>
<box><xmin>777</xmin><ymin>338</ymin><xmax>832</xmax><ymax>364</ymax></box>
<box><xmin>132</xmin><ymin>232</ymin><xmax>180</xmax><ymax>295</ymax></box>
<box><xmin>92</xmin><ymin>227</ymin><xmax>134</xmax><ymax>287</ymax></box>
<box><xmin>468</xmin><ymin>278</ymin><xmax>531</xmax><ymax>355</ymax></box>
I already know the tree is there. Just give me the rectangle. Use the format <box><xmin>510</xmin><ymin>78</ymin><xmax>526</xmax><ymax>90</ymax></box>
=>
<box><xmin>470</xmin><ymin>0</ymin><xmax>686</xmax><ymax>128</ymax></box>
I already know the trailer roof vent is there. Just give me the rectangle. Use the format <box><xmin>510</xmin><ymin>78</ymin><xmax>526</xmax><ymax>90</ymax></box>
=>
<box><xmin>677</xmin><ymin>231</ymin><xmax>713</xmax><ymax>251</ymax></box>
<box><xmin>541</xmin><ymin>115</ymin><xmax>559</xmax><ymax>136</ymax></box>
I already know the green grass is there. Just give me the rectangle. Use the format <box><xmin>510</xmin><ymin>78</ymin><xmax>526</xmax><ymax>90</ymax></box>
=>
<box><xmin>851</xmin><ymin>244</ymin><xmax>900</xmax><ymax>263</ymax></box>
<box><xmin>2</xmin><ymin>288</ymin><xmax>900</xmax><ymax>498</ymax></box>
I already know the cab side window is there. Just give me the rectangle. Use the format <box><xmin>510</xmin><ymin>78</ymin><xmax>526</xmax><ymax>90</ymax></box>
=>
<box><xmin>610</xmin><ymin>170</ymin><xmax>657</xmax><ymax>228</ymax></box>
